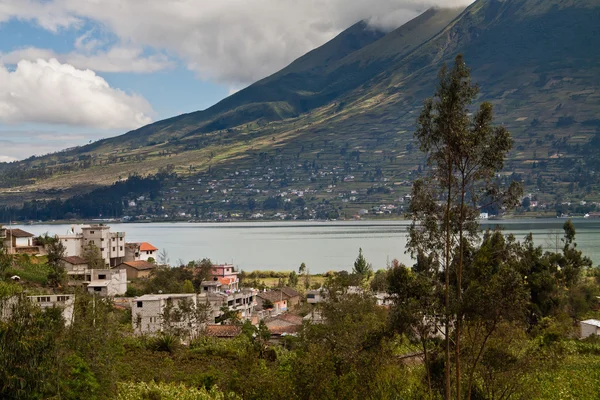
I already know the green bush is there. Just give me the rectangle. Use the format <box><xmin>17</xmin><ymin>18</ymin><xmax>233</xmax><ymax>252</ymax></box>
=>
<box><xmin>116</xmin><ymin>381</ymin><xmax>240</xmax><ymax>400</ymax></box>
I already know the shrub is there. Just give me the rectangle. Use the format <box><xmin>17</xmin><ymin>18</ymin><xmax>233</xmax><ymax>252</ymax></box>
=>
<box><xmin>116</xmin><ymin>381</ymin><xmax>240</xmax><ymax>400</ymax></box>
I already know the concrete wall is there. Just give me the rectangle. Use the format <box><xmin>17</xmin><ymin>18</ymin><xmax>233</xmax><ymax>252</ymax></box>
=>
<box><xmin>581</xmin><ymin>321</ymin><xmax>600</xmax><ymax>338</ymax></box>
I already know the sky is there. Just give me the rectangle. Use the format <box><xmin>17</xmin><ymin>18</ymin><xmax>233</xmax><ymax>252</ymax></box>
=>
<box><xmin>0</xmin><ymin>0</ymin><xmax>474</xmax><ymax>162</ymax></box>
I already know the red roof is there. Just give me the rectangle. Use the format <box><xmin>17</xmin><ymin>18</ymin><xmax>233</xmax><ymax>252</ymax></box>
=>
<box><xmin>139</xmin><ymin>242</ymin><xmax>158</xmax><ymax>251</ymax></box>
<box><xmin>62</xmin><ymin>256</ymin><xmax>87</xmax><ymax>265</ymax></box>
<box><xmin>218</xmin><ymin>277</ymin><xmax>236</xmax><ymax>285</ymax></box>
<box><xmin>205</xmin><ymin>325</ymin><xmax>242</xmax><ymax>338</ymax></box>
<box><xmin>118</xmin><ymin>261</ymin><xmax>156</xmax><ymax>271</ymax></box>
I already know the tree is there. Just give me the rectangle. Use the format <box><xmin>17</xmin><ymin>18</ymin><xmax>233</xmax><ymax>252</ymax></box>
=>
<box><xmin>370</xmin><ymin>269</ymin><xmax>388</xmax><ymax>292</ymax></box>
<box><xmin>288</xmin><ymin>270</ymin><xmax>299</xmax><ymax>287</ymax></box>
<box><xmin>352</xmin><ymin>248</ymin><xmax>373</xmax><ymax>282</ymax></box>
<box><xmin>182</xmin><ymin>280</ymin><xmax>195</xmax><ymax>293</ymax></box>
<box><xmin>408</xmin><ymin>54</ymin><xmax>522</xmax><ymax>399</ymax></box>
<box><xmin>158</xmin><ymin>248</ymin><xmax>170</xmax><ymax>266</ymax></box>
<box><xmin>47</xmin><ymin>238</ymin><xmax>67</xmax><ymax>288</ymax></box>
<box><xmin>82</xmin><ymin>242</ymin><xmax>105</xmax><ymax>270</ymax></box>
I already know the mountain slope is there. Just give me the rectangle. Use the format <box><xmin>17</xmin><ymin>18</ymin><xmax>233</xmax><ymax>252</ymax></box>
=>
<box><xmin>80</xmin><ymin>7</ymin><xmax>464</xmax><ymax>151</ymax></box>
<box><xmin>2</xmin><ymin>0</ymin><xmax>600</xmax><ymax>216</ymax></box>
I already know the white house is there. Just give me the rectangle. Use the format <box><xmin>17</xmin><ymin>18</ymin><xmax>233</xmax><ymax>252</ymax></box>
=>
<box><xmin>28</xmin><ymin>294</ymin><xmax>75</xmax><ymax>326</ymax></box>
<box><xmin>124</xmin><ymin>242</ymin><xmax>158</xmax><ymax>262</ymax></box>
<box><xmin>131</xmin><ymin>293</ymin><xmax>200</xmax><ymax>335</ymax></box>
<box><xmin>87</xmin><ymin>269</ymin><xmax>128</xmax><ymax>297</ymax></box>
<box><xmin>580</xmin><ymin>319</ymin><xmax>600</xmax><ymax>339</ymax></box>
<box><xmin>306</xmin><ymin>289</ymin><xmax>326</xmax><ymax>304</ymax></box>
<box><xmin>2</xmin><ymin>228</ymin><xmax>39</xmax><ymax>255</ymax></box>
<box><xmin>57</xmin><ymin>224</ymin><xmax>127</xmax><ymax>267</ymax></box>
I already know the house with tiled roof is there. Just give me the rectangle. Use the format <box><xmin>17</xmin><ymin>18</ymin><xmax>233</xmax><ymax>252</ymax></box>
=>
<box><xmin>2</xmin><ymin>228</ymin><xmax>40</xmax><ymax>255</ymax></box>
<box><xmin>256</xmin><ymin>290</ymin><xmax>288</xmax><ymax>315</ymax></box>
<box><xmin>117</xmin><ymin>260</ymin><xmax>156</xmax><ymax>279</ymax></box>
<box><xmin>61</xmin><ymin>256</ymin><xmax>89</xmax><ymax>283</ymax></box>
<box><xmin>279</xmin><ymin>287</ymin><xmax>301</xmax><ymax>308</ymax></box>
<box><xmin>124</xmin><ymin>242</ymin><xmax>159</xmax><ymax>262</ymax></box>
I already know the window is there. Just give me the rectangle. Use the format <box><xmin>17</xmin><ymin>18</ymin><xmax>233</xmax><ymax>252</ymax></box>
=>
<box><xmin>137</xmin><ymin>301</ymin><xmax>143</xmax><ymax>308</ymax></box>
<box><xmin>203</xmin><ymin>286</ymin><xmax>208</xmax><ymax>291</ymax></box>
<box><xmin>101</xmin><ymin>238</ymin><xmax>105</xmax><ymax>242</ymax></box>
<box><xmin>120</xmin><ymin>237</ymin><xmax>123</xmax><ymax>241</ymax></box>
<box><xmin>94</xmin><ymin>287</ymin><xmax>102</xmax><ymax>292</ymax></box>
<box><xmin>57</xmin><ymin>296</ymin><xmax>70</xmax><ymax>302</ymax></box>
<box><xmin>112</xmin><ymin>238</ymin><xmax>115</xmax><ymax>242</ymax></box>
<box><xmin>37</xmin><ymin>296</ymin><xmax>50</xmax><ymax>302</ymax></box>
<box><xmin>100</xmin><ymin>248</ymin><xmax>104</xmax><ymax>251</ymax></box>
<box><xmin>112</xmin><ymin>247</ymin><xmax>116</xmax><ymax>252</ymax></box>
<box><xmin>120</xmin><ymin>247</ymin><xmax>123</xmax><ymax>251</ymax></box>
<box><xmin>98</xmin><ymin>274</ymin><xmax>106</xmax><ymax>280</ymax></box>
<box><xmin>90</xmin><ymin>231</ymin><xmax>95</xmax><ymax>234</ymax></box>
<box><xmin>307</xmin><ymin>294</ymin><xmax>315</xmax><ymax>299</ymax></box>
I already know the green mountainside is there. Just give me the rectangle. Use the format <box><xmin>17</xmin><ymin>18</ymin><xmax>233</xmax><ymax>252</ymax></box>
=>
<box><xmin>1</xmin><ymin>0</ymin><xmax>600</xmax><ymax>220</ymax></box>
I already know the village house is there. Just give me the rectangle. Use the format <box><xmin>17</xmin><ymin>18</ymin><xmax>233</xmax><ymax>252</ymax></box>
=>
<box><xmin>2</xmin><ymin>228</ymin><xmax>40</xmax><ymax>255</ymax></box>
<box><xmin>256</xmin><ymin>290</ymin><xmax>288</xmax><ymax>315</ymax></box>
<box><xmin>200</xmin><ymin>263</ymin><xmax>257</xmax><ymax>323</ymax></box>
<box><xmin>28</xmin><ymin>294</ymin><xmax>75</xmax><ymax>326</ymax></box>
<box><xmin>306</xmin><ymin>288</ymin><xmax>326</xmax><ymax>304</ymax></box>
<box><xmin>131</xmin><ymin>293</ymin><xmax>199</xmax><ymax>335</ymax></box>
<box><xmin>117</xmin><ymin>260</ymin><xmax>156</xmax><ymax>279</ymax></box>
<box><xmin>61</xmin><ymin>256</ymin><xmax>89</xmax><ymax>284</ymax></box>
<box><xmin>280</xmin><ymin>287</ymin><xmax>301</xmax><ymax>308</ymax></box>
<box><xmin>124</xmin><ymin>242</ymin><xmax>158</xmax><ymax>262</ymax></box>
<box><xmin>86</xmin><ymin>269</ymin><xmax>128</xmax><ymax>297</ymax></box>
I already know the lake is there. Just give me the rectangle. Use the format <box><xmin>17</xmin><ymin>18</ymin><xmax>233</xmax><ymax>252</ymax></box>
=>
<box><xmin>14</xmin><ymin>219</ymin><xmax>600</xmax><ymax>274</ymax></box>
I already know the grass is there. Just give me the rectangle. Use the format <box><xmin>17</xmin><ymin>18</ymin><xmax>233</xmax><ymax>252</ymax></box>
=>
<box><xmin>6</xmin><ymin>255</ymin><xmax>50</xmax><ymax>285</ymax></box>
<box><xmin>254</xmin><ymin>276</ymin><xmax>326</xmax><ymax>289</ymax></box>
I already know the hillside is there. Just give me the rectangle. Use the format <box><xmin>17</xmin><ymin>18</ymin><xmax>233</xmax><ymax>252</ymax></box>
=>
<box><xmin>1</xmin><ymin>0</ymin><xmax>600</xmax><ymax>220</ymax></box>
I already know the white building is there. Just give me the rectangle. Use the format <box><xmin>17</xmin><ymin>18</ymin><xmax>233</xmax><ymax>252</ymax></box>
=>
<box><xmin>87</xmin><ymin>269</ymin><xmax>128</xmax><ymax>297</ymax></box>
<box><xmin>2</xmin><ymin>228</ymin><xmax>39</xmax><ymax>255</ymax></box>
<box><xmin>28</xmin><ymin>294</ymin><xmax>75</xmax><ymax>326</ymax></box>
<box><xmin>307</xmin><ymin>289</ymin><xmax>326</xmax><ymax>304</ymax></box>
<box><xmin>131</xmin><ymin>293</ymin><xmax>201</xmax><ymax>335</ymax></box>
<box><xmin>580</xmin><ymin>319</ymin><xmax>600</xmax><ymax>339</ymax></box>
<box><xmin>57</xmin><ymin>224</ymin><xmax>127</xmax><ymax>267</ymax></box>
<box><xmin>124</xmin><ymin>242</ymin><xmax>158</xmax><ymax>262</ymax></box>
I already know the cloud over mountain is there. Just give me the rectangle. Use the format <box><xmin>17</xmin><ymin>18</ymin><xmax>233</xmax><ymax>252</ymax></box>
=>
<box><xmin>0</xmin><ymin>58</ymin><xmax>153</xmax><ymax>128</ymax></box>
<box><xmin>2</xmin><ymin>0</ymin><xmax>475</xmax><ymax>86</ymax></box>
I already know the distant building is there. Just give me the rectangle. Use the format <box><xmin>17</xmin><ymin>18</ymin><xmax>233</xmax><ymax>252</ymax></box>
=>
<box><xmin>581</xmin><ymin>319</ymin><xmax>600</xmax><ymax>339</ymax></box>
<box><xmin>117</xmin><ymin>260</ymin><xmax>156</xmax><ymax>279</ymax></box>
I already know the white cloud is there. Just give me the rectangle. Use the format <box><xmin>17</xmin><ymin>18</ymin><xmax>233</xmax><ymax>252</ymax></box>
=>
<box><xmin>0</xmin><ymin>58</ymin><xmax>153</xmax><ymax>129</ymax></box>
<box><xmin>0</xmin><ymin>155</ymin><xmax>17</xmax><ymax>163</ymax></box>
<box><xmin>2</xmin><ymin>0</ymin><xmax>475</xmax><ymax>85</ymax></box>
<box><xmin>1</xmin><ymin>46</ymin><xmax>173</xmax><ymax>74</ymax></box>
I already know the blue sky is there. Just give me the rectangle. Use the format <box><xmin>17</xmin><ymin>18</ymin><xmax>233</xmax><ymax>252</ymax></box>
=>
<box><xmin>0</xmin><ymin>0</ymin><xmax>473</xmax><ymax>161</ymax></box>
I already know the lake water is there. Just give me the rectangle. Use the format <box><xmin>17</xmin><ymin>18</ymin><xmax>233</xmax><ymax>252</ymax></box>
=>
<box><xmin>15</xmin><ymin>219</ymin><xmax>600</xmax><ymax>274</ymax></box>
